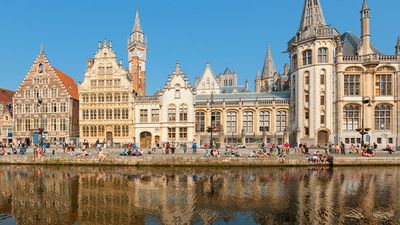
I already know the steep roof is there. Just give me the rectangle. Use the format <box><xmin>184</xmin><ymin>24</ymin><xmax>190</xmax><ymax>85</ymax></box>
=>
<box><xmin>341</xmin><ymin>32</ymin><xmax>383</xmax><ymax>56</ymax></box>
<box><xmin>196</xmin><ymin>91</ymin><xmax>290</xmax><ymax>102</ymax></box>
<box><xmin>53</xmin><ymin>68</ymin><xmax>79</xmax><ymax>100</ymax></box>
<box><xmin>298</xmin><ymin>0</ymin><xmax>326</xmax><ymax>32</ymax></box>
<box><xmin>261</xmin><ymin>45</ymin><xmax>277</xmax><ymax>79</ymax></box>
<box><xmin>0</xmin><ymin>88</ymin><xmax>14</xmax><ymax>104</ymax></box>
<box><xmin>132</xmin><ymin>8</ymin><xmax>143</xmax><ymax>33</ymax></box>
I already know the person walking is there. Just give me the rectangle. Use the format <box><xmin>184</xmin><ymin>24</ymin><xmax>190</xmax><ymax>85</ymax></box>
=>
<box><xmin>182</xmin><ymin>142</ymin><xmax>187</xmax><ymax>154</ymax></box>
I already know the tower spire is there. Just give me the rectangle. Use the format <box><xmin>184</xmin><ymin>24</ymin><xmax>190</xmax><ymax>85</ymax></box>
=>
<box><xmin>298</xmin><ymin>0</ymin><xmax>326</xmax><ymax>32</ymax></box>
<box><xmin>261</xmin><ymin>45</ymin><xmax>277</xmax><ymax>79</ymax></box>
<box><xmin>396</xmin><ymin>35</ymin><xmax>400</xmax><ymax>55</ymax></box>
<box><xmin>133</xmin><ymin>8</ymin><xmax>143</xmax><ymax>33</ymax></box>
<box><xmin>359</xmin><ymin>0</ymin><xmax>373</xmax><ymax>55</ymax></box>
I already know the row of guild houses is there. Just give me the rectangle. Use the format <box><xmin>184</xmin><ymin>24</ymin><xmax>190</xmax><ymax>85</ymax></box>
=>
<box><xmin>4</xmin><ymin>0</ymin><xmax>400</xmax><ymax>149</ymax></box>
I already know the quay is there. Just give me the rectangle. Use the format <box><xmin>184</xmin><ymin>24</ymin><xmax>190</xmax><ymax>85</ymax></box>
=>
<box><xmin>0</xmin><ymin>149</ymin><xmax>399</xmax><ymax>167</ymax></box>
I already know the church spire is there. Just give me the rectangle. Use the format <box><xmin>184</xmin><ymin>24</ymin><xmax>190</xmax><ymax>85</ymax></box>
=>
<box><xmin>359</xmin><ymin>0</ymin><xmax>373</xmax><ymax>55</ymax></box>
<box><xmin>298</xmin><ymin>0</ymin><xmax>326</xmax><ymax>32</ymax></box>
<box><xmin>396</xmin><ymin>35</ymin><xmax>400</xmax><ymax>55</ymax></box>
<box><xmin>261</xmin><ymin>45</ymin><xmax>277</xmax><ymax>79</ymax></box>
<box><xmin>132</xmin><ymin>8</ymin><xmax>143</xmax><ymax>33</ymax></box>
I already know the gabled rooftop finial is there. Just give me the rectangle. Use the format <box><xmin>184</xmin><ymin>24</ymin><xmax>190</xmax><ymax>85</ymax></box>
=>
<box><xmin>40</xmin><ymin>43</ymin><xmax>45</xmax><ymax>53</ymax></box>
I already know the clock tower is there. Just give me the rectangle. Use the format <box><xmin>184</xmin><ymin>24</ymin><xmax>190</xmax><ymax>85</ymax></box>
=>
<box><xmin>128</xmin><ymin>8</ymin><xmax>147</xmax><ymax>96</ymax></box>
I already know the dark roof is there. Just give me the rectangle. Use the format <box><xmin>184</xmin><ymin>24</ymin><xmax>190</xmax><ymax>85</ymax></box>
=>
<box><xmin>341</xmin><ymin>32</ymin><xmax>383</xmax><ymax>56</ymax></box>
<box><xmin>196</xmin><ymin>91</ymin><xmax>290</xmax><ymax>102</ymax></box>
<box><xmin>0</xmin><ymin>88</ymin><xmax>14</xmax><ymax>104</ymax></box>
<box><xmin>220</xmin><ymin>86</ymin><xmax>248</xmax><ymax>94</ymax></box>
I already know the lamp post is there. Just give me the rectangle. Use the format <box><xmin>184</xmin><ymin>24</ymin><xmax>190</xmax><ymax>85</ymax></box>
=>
<box><xmin>209</xmin><ymin>92</ymin><xmax>214</xmax><ymax>149</ymax></box>
<box><xmin>356</xmin><ymin>96</ymin><xmax>372</xmax><ymax>147</ymax></box>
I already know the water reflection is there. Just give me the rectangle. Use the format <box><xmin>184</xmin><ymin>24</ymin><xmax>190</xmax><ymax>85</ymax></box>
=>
<box><xmin>0</xmin><ymin>166</ymin><xmax>399</xmax><ymax>225</ymax></box>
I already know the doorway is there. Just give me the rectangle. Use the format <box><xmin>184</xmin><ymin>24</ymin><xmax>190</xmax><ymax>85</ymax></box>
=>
<box><xmin>317</xmin><ymin>131</ymin><xmax>329</xmax><ymax>146</ymax></box>
<box><xmin>140</xmin><ymin>132</ymin><xmax>152</xmax><ymax>149</ymax></box>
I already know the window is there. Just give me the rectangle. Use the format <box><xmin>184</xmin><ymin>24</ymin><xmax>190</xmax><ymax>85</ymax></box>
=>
<box><xmin>25</xmin><ymin>119</ymin><xmax>31</xmax><ymax>131</ymax></box>
<box><xmin>375</xmin><ymin>105</ymin><xmax>391</xmax><ymax>131</ymax></box>
<box><xmin>82</xmin><ymin>94</ymin><xmax>89</xmax><ymax>103</ymax></box>
<box><xmin>305</xmin><ymin>109</ymin><xmax>309</xmax><ymax>120</ymax></box>
<box><xmin>151</xmin><ymin>109</ymin><xmax>159</xmax><ymax>122</ymax></box>
<box><xmin>195</xmin><ymin>112</ymin><xmax>205</xmax><ymax>132</ymax></box>
<box><xmin>114</xmin><ymin>109</ymin><xmax>121</xmax><ymax>119</ymax></box>
<box><xmin>321</xmin><ymin>114</ymin><xmax>325</xmax><ymax>124</ymax></box>
<box><xmin>389</xmin><ymin>138</ymin><xmax>393</xmax><ymax>144</ymax></box>
<box><xmin>16</xmin><ymin>104</ymin><xmax>22</xmax><ymax>113</ymax></box>
<box><xmin>140</xmin><ymin>109</ymin><xmax>148</xmax><ymax>122</ymax></box>
<box><xmin>292</xmin><ymin>55</ymin><xmax>298</xmax><ymax>70</ymax></box>
<box><xmin>98</xmin><ymin>126</ymin><xmax>105</xmax><ymax>137</ymax></box>
<box><xmin>305</xmin><ymin>92</ymin><xmax>309</xmax><ymax>103</ymax></box>
<box><xmin>276</xmin><ymin>111</ymin><xmax>287</xmax><ymax>132</ymax></box>
<box><xmin>243</xmin><ymin>111</ymin><xmax>253</xmax><ymax>133</ymax></box>
<box><xmin>305</xmin><ymin>127</ymin><xmax>309</xmax><ymax>136</ymax></box>
<box><xmin>60</xmin><ymin>118</ymin><xmax>67</xmax><ymax>131</ymax></box>
<box><xmin>91</xmin><ymin>80</ymin><xmax>97</xmax><ymax>87</ymax></box>
<box><xmin>375</xmin><ymin>75</ymin><xmax>392</xmax><ymax>96</ymax></box>
<box><xmin>51</xmin><ymin>89</ymin><xmax>57</xmax><ymax>98</ymax></box>
<box><xmin>122</xmin><ymin>109</ymin><xmax>129</xmax><ymax>120</ymax></box>
<box><xmin>60</xmin><ymin>102</ymin><xmax>66</xmax><ymax>112</ymax></box>
<box><xmin>320</xmin><ymin>95</ymin><xmax>325</xmax><ymax>105</ymax></box>
<box><xmin>98</xmin><ymin>109</ymin><xmax>105</xmax><ymax>120</ymax></box>
<box><xmin>343</xmin><ymin>105</ymin><xmax>360</xmax><ymax>131</ymax></box>
<box><xmin>179</xmin><ymin>128</ymin><xmax>187</xmax><ymax>140</ymax></box>
<box><xmin>168</xmin><ymin>105</ymin><xmax>176</xmax><ymax>122</ymax></box>
<box><xmin>114</xmin><ymin>126</ymin><xmax>121</xmax><ymax>137</ymax></box>
<box><xmin>320</xmin><ymin>71</ymin><xmax>325</xmax><ymax>85</ymax></box>
<box><xmin>106</xmin><ymin>109</ymin><xmax>112</xmax><ymax>119</ymax></box>
<box><xmin>25</xmin><ymin>104</ymin><xmax>31</xmax><ymax>113</ymax></box>
<box><xmin>259</xmin><ymin>111</ymin><xmax>270</xmax><ymax>132</ymax></box>
<box><xmin>122</xmin><ymin>93</ymin><xmax>129</xmax><ymax>102</ymax></box>
<box><xmin>90</xmin><ymin>94</ymin><xmax>97</xmax><ymax>103</ymax></box>
<box><xmin>83</xmin><ymin>126</ymin><xmax>89</xmax><ymax>137</ymax></box>
<box><xmin>302</xmin><ymin>50</ymin><xmax>312</xmax><ymax>65</ymax></box>
<box><xmin>122</xmin><ymin>126</ymin><xmax>129</xmax><ymax>137</ymax></box>
<box><xmin>211</xmin><ymin>111</ymin><xmax>221</xmax><ymax>127</ymax></box>
<box><xmin>227</xmin><ymin>111</ymin><xmax>237</xmax><ymax>133</ymax></box>
<box><xmin>305</xmin><ymin>72</ymin><xmax>309</xmax><ymax>85</ymax></box>
<box><xmin>114</xmin><ymin>79</ymin><xmax>121</xmax><ymax>87</ymax></box>
<box><xmin>344</xmin><ymin>75</ymin><xmax>360</xmax><ymax>96</ymax></box>
<box><xmin>377</xmin><ymin>138</ymin><xmax>382</xmax><ymax>144</ymax></box>
<box><xmin>51</xmin><ymin>118</ymin><xmax>57</xmax><ymax>131</ymax></box>
<box><xmin>318</xmin><ymin>48</ymin><xmax>328</xmax><ymax>63</ymax></box>
<box><xmin>90</xmin><ymin>109</ymin><xmax>97</xmax><ymax>120</ymax></box>
<box><xmin>114</xmin><ymin>93</ymin><xmax>121</xmax><ymax>102</ymax></box>
<box><xmin>25</xmin><ymin>90</ymin><xmax>31</xmax><ymax>99</ymax></box>
<box><xmin>175</xmin><ymin>89</ymin><xmax>181</xmax><ymax>99</ymax></box>
<box><xmin>83</xmin><ymin>110</ymin><xmax>89</xmax><ymax>120</ymax></box>
<box><xmin>90</xmin><ymin>126</ymin><xmax>97</xmax><ymax>137</ymax></box>
<box><xmin>98</xmin><ymin>94</ymin><xmax>104</xmax><ymax>102</ymax></box>
<box><xmin>179</xmin><ymin>105</ymin><xmax>188</xmax><ymax>121</ymax></box>
<box><xmin>98</xmin><ymin>80</ymin><xmax>105</xmax><ymax>87</ymax></box>
<box><xmin>38</xmin><ymin>63</ymin><xmax>44</xmax><ymax>73</ymax></box>
<box><xmin>168</xmin><ymin>128</ymin><xmax>176</xmax><ymax>140</ymax></box>
<box><xmin>106</xmin><ymin>93</ymin><xmax>113</xmax><ymax>102</ymax></box>
<box><xmin>106</xmin><ymin>80</ymin><xmax>113</xmax><ymax>87</ymax></box>
<box><xmin>51</xmin><ymin>102</ymin><xmax>57</xmax><ymax>113</ymax></box>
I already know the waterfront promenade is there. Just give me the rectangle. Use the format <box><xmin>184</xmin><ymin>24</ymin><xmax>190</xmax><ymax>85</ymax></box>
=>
<box><xmin>0</xmin><ymin>147</ymin><xmax>399</xmax><ymax>167</ymax></box>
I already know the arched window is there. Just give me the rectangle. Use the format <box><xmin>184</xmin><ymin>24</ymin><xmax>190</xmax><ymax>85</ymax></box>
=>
<box><xmin>98</xmin><ymin>94</ymin><xmax>104</xmax><ymax>102</ymax></box>
<box><xmin>243</xmin><ymin>111</ymin><xmax>253</xmax><ymax>133</ymax></box>
<box><xmin>259</xmin><ymin>111</ymin><xmax>270</xmax><ymax>132</ymax></box>
<box><xmin>179</xmin><ymin>104</ymin><xmax>188</xmax><ymax>121</ymax></box>
<box><xmin>302</xmin><ymin>50</ymin><xmax>312</xmax><ymax>65</ymax></box>
<box><xmin>318</xmin><ymin>48</ymin><xmax>328</xmax><ymax>63</ymax></box>
<box><xmin>82</xmin><ymin>94</ymin><xmax>89</xmax><ymax>103</ymax></box>
<box><xmin>304</xmin><ymin>71</ymin><xmax>309</xmax><ymax>85</ymax></box>
<box><xmin>375</xmin><ymin>105</ymin><xmax>391</xmax><ymax>131</ymax></box>
<box><xmin>211</xmin><ymin>111</ymin><xmax>221</xmax><ymax>127</ymax></box>
<box><xmin>320</xmin><ymin>70</ymin><xmax>325</xmax><ymax>85</ymax></box>
<box><xmin>168</xmin><ymin>104</ymin><xmax>176</xmax><ymax>122</ymax></box>
<box><xmin>227</xmin><ymin>111</ymin><xmax>237</xmax><ymax>133</ymax></box>
<box><xmin>195</xmin><ymin>112</ymin><xmax>205</xmax><ymax>132</ymax></box>
<box><xmin>90</xmin><ymin>94</ymin><xmax>97</xmax><ymax>103</ymax></box>
<box><xmin>343</xmin><ymin>105</ymin><xmax>360</xmax><ymax>131</ymax></box>
<box><xmin>276</xmin><ymin>111</ymin><xmax>287</xmax><ymax>132</ymax></box>
<box><xmin>106</xmin><ymin>93</ymin><xmax>113</xmax><ymax>102</ymax></box>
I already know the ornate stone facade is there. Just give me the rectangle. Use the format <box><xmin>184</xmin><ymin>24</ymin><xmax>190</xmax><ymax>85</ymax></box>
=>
<box><xmin>288</xmin><ymin>0</ymin><xmax>400</xmax><ymax>148</ymax></box>
<box><xmin>79</xmin><ymin>40</ymin><xmax>134</xmax><ymax>146</ymax></box>
<box><xmin>0</xmin><ymin>89</ymin><xmax>14</xmax><ymax>144</ymax></box>
<box><xmin>12</xmin><ymin>49</ymin><xmax>79</xmax><ymax>146</ymax></box>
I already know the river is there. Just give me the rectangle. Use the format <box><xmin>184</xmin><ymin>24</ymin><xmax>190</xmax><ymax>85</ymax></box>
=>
<box><xmin>0</xmin><ymin>166</ymin><xmax>399</xmax><ymax>225</ymax></box>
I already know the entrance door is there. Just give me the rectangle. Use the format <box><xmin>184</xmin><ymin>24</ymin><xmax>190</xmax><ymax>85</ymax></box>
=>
<box><xmin>106</xmin><ymin>132</ymin><xmax>113</xmax><ymax>142</ymax></box>
<box><xmin>317</xmin><ymin>131</ymin><xmax>329</xmax><ymax>146</ymax></box>
<box><xmin>154</xmin><ymin>136</ymin><xmax>160</xmax><ymax>146</ymax></box>
<box><xmin>140</xmin><ymin>132</ymin><xmax>152</xmax><ymax>149</ymax></box>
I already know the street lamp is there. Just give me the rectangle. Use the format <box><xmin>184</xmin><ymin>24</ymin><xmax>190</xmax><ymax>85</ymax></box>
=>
<box><xmin>356</xmin><ymin>96</ymin><xmax>372</xmax><ymax>147</ymax></box>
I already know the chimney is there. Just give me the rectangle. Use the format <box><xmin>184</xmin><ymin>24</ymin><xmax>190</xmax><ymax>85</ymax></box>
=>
<box><xmin>245</xmin><ymin>80</ymin><xmax>249</xmax><ymax>90</ymax></box>
<box><xmin>119</xmin><ymin>59</ymin><xmax>123</xmax><ymax>67</ymax></box>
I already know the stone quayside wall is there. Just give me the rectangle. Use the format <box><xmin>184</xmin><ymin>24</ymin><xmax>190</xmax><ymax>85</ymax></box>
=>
<box><xmin>1</xmin><ymin>157</ymin><xmax>400</xmax><ymax>167</ymax></box>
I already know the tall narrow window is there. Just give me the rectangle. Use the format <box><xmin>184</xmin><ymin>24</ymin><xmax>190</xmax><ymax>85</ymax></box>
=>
<box><xmin>320</xmin><ymin>70</ymin><xmax>325</xmax><ymax>85</ymax></box>
<box><xmin>343</xmin><ymin>105</ymin><xmax>360</xmax><ymax>131</ymax></box>
<box><xmin>302</xmin><ymin>50</ymin><xmax>312</xmax><ymax>65</ymax></box>
<box><xmin>259</xmin><ymin>111</ymin><xmax>270</xmax><ymax>132</ymax></box>
<box><xmin>344</xmin><ymin>75</ymin><xmax>360</xmax><ymax>96</ymax></box>
<box><xmin>195</xmin><ymin>112</ymin><xmax>205</xmax><ymax>132</ymax></box>
<box><xmin>243</xmin><ymin>111</ymin><xmax>253</xmax><ymax>133</ymax></box>
<box><xmin>140</xmin><ymin>109</ymin><xmax>148</xmax><ymax>122</ymax></box>
<box><xmin>375</xmin><ymin>105</ymin><xmax>391</xmax><ymax>131</ymax></box>
<box><xmin>179</xmin><ymin>105</ymin><xmax>188</xmax><ymax>121</ymax></box>
<box><xmin>211</xmin><ymin>112</ymin><xmax>221</xmax><ymax>127</ymax></box>
<box><xmin>320</xmin><ymin>95</ymin><xmax>325</xmax><ymax>105</ymax></box>
<box><xmin>227</xmin><ymin>111</ymin><xmax>237</xmax><ymax>133</ymax></box>
<box><xmin>168</xmin><ymin>105</ymin><xmax>176</xmax><ymax>122</ymax></box>
<box><xmin>276</xmin><ymin>111</ymin><xmax>287</xmax><ymax>132</ymax></box>
<box><xmin>318</xmin><ymin>48</ymin><xmax>328</xmax><ymax>63</ymax></box>
<box><xmin>375</xmin><ymin>75</ymin><xmax>392</xmax><ymax>96</ymax></box>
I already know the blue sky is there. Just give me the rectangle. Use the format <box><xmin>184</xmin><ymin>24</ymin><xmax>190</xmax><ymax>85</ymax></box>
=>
<box><xmin>0</xmin><ymin>0</ymin><xmax>398</xmax><ymax>94</ymax></box>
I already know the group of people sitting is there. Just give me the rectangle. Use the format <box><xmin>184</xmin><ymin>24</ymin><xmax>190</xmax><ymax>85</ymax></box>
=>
<box><xmin>120</xmin><ymin>148</ymin><xmax>143</xmax><ymax>157</ymax></box>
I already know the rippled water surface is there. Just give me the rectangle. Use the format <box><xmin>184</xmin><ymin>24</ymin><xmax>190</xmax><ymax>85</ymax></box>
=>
<box><xmin>0</xmin><ymin>166</ymin><xmax>399</xmax><ymax>225</ymax></box>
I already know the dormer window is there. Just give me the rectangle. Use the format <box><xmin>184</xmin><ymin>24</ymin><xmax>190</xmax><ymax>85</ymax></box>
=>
<box><xmin>39</xmin><ymin>64</ymin><xmax>44</xmax><ymax>73</ymax></box>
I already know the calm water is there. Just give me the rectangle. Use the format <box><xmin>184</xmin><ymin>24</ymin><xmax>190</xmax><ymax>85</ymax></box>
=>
<box><xmin>0</xmin><ymin>166</ymin><xmax>399</xmax><ymax>225</ymax></box>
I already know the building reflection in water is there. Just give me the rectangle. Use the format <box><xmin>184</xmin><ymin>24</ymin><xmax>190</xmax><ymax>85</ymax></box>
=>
<box><xmin>0</xmin><ymin>166</ymin><xmax>399</xmax><ymax>225</ymax></box>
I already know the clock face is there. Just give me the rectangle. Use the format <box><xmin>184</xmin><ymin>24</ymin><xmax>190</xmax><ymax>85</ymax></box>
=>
<box><xmin>138</xmin><ymin>51</ymin><xmax>143</xmax><ymax>58</ymax></box>
<box><xmin>130</xmin><ymin>51</ymin><xmax>135</xmax><ymax>57</ymax></box>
